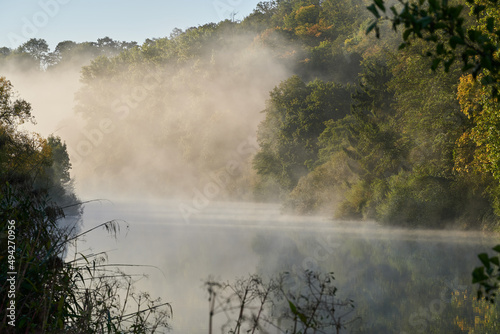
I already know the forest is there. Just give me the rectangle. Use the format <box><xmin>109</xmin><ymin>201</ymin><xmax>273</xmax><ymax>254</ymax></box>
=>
<box><xmin>1</xmin><ymin>0</ymin><xmax>500</xmax><ymax>332</ymax></box>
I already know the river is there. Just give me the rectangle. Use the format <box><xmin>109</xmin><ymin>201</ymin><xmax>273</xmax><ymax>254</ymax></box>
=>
<box><xmin>77</xmin><ymin>199</ymin><xmax>499</xmax><ymax>333</ymax></box>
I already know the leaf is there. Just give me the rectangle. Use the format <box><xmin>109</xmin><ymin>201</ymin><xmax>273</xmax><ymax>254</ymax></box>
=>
<box><xmin>79</xmin><ymin>252</ymin><xmax>89</xmax><ymax>264</ymax></box>
<box><xmin>444</xmin><ymin>56</ymin><xmax>455</xmax><ymax>72</ymax></box>
<box><xmin>481</xmin><ymin>75</ymin><xmax>494</xmax><ymax>85</ymax></box>
<box><xmin>24</xmin><ymin>278</ymin><xmax>39</xmax><ymax>292</ymax></box>
<box><xmin>403</xmin><ymin>29</ymin><xmax>412</xmax><ymax>41</ymax></box>
<box><xmin>366</xmin><ymin>21</ymin><xmax>378</xmax><ymax>35</ymax></box>
<box><xmin>493</xmin><ymin>244</ymin><xmax>500</xmax><ymax>253</ymax></box>
<box><xmin>374</xmin><ymin>0</ymin><xmax>386</xmax><ymax>12</ymax></box>
<box><xmin>367</xmin><ymin>4</ymin><xmax>381</xmax><ymax>19</ymax></box>
<box><xmin>456</xmin><ymin>26</ymin><xmax>466</xmax><ymax>40</ymax></box>
<box><xmin>288</xmin><ymin>300</ymin><xmax>309</xmax><ymax>324</ymax></box>
<box><xmin>288</xmin><ymin>300</ymin><xmax>298</xmax><ymax>313</ymax></box>
<box><xmin>86</xmin><ymin>265</ymin><xmax>93</xmax><ymax>278</ymax></box>
<box><xmin>436</xmin><ymin>42</ymin><xmax>445</xmax><ymax>55</ymax></box>
<box><xmin>427</xmin><ymin>34</ymin><xmax>438</xmax><ymax>42</ymax></box>
<box><xmin>472</xmin><ymin>267</ymin><xmax>488</xmax><ymax>283</ymax></box>
<box><xmin>428</xmin><ymin>0</ymin><xmax>438</xmax><ymax>11</ymax></box>
<box><xmin>449</xmin><ymin>5</ymin><xmax>464</xmax><ymax>20</ymax></box>
<box><xmin>449</xmin><ymin>36</ymin><xmax>465</xmax><ymax>49</ymax></box>
<box><xmin>478</xmin><ymin>253</ymin><xmax>491</xmax><ymax>269</ymax></box>
<box><xmin>76</xmin><ymin>271</ymin><xmax>84</xmax><ymax>285</ymax></box>
<box><xmin>390</xmin><ymin>5</ymin><xmax>398</xmax><ymax>17</ymax></box>
<box><xmin>431</xmin><ymin>58</ymin><xmax>441</xmax><ymax>71</ymax></box>
<box><xmin>486</xmin><ymin>17</ymin><xmax>495</xmax><ymax>33</ymax></box>
<box><xmin>468</xmin><ymin>29</ymin><xmax>479</xmax><ymax>42</ymax></box>
<box><xmin>473</xmin><ymin>5</ymin><xmax>486</xmax><ymax>16</ymax></box>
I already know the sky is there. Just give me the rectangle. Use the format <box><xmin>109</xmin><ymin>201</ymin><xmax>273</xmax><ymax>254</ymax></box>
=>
<box><xmin>0</xmin><ymin>0</ymin><xmax>263</xmax><ymax>50</ymax></box>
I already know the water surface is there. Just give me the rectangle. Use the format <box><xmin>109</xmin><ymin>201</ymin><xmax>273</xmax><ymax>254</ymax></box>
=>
<box><xmin>79</xmin><ymin>199</ymin><xmax>499</xmax><ymax>333</ymax></box>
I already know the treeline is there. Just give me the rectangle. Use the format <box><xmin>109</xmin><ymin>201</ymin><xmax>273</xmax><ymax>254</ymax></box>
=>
<box><xmin>251</xmin><ymin>0</ymin><xmax>500</xmax><ymax>229</ymax></box>
<box><xmin>2</xmin><ymin>0</ymin><xmax>499</xmax><ymax>230</ymax></box>
<box><xmin>0</xmin><ymin>36</ymin><xmax>137</xmax><ymax>71</ymax></box>
<box><xmin>247</xmin><ymin>0</ymin><xmax>499</xmax><ymax>229</ymax></box>
<box><xmin>1</xmin><ymin>0</ymin><xmax>499</xmax><ymax>331</ymax></box>
<box><xmin>64</xmin><ymin>0</ymin><xmax>378</xmax><ymax>200</ymax></box>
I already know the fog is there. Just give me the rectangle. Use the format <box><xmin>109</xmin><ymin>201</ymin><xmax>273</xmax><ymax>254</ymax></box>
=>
<box><xmin>79</xmin><ymin>199</ymin><xmax>497</xmax><ymax>333</ymax></box>
<box><xmin>2</xmin><ymin>30</ymin><xmax>291</xmax><ymax>203</ymax></box>
<box><xmin>67</xmin><ymin>32</ymin><xmax>291</xmax><ymax>201</ymax></box>
<box><xmin>2</xmin><ymin>19</ymin><xmax>500</xmax><ymax>334</ymax></box>
<box><xmin>1</xmin><ymin>64</ymin><xmax>83</xmax><ymax>137</ymax></box>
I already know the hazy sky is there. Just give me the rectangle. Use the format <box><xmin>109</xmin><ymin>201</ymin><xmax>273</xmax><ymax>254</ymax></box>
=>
<box><xmin>0</xmin><ymin>0</ymin><xmax>262</xmax><ymax>49</ymax></box>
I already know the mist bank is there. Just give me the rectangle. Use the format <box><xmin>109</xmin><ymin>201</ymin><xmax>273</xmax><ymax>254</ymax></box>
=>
<box><xmin>2</xmin><ymin>0</ymin><xmax>500</xmax><ymax>231</ymax></box>
<box><xmin>80</xmin><ymin>199</ymin><xmax>500</xmax><ymax>333</ymax></box>
<box><xmin>2</xmin><ymin>1</ymin><xmax>500</xmax><ymax>333</ymax></box>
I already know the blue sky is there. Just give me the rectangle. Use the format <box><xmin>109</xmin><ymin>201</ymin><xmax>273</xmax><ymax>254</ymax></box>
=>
<box><xmin>0</xmin><ymin>0</ymin><xmax>263</xmax><ymax>50</ymax></box>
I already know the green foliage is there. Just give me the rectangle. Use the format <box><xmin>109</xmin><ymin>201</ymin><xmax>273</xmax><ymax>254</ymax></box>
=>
<box><xmin>375</xmin><ymin>172</ymin><xmax>458</xmax><ymax>227</ymax></box>
<box><xmin>0</xmin><ymin>92</ymin><xmax>77</xmax><ymax>330</ymax></box>
<box><xmin>254</xmin><ymin>76</ymin><xmax>352</xmax><ymax>191</ymax></box>
<box><xmin>280</xmin><ymin>38</ymin><xmax>497</xmax><ymax>228</ymax></box>
<box><xmin>0</xmin><ymin>184</ymin><xmax>172</xmax><ymax>333</ymax></box>
<box><xmin>246</xmin><ymin>0</ymin><xmax>369</xmax><ymax>82</ymax></box>
<box><xmin>0</xmin><ymin>77</ymin><xmax>171</xmax><ymax>333</ymax></box>
<box><xmin>18</xmin><ymin>38</ymin><xmax>49</xmax><ymax>64</ymax></box>
<box><xmin>473</xmin><ymin>245</ymin><xmax>500</xmax><ymax>302</ymax></box>
<box><xmin>2</xmin><ymin>0</ymin><xmax>499</xmax><ymax>329</ymax></box>
<box><xmin>388</xmin><ymin>41</ymin><xmax>465</xmax><ymax>176</ymax></box>
<box><xmin>244</xmin><ymin>0</ymin><xmax>500</xmax><ymax>230</ymax></box>
<box><xmin>367</xmin><ymin>0</ymin><xmax>500</xmax><ymax>95</ymax></box>
<box><xmin>303</xmin><ymin>58</ymin><xmax>406</xmax><ymax>219</ymax></box>
<box><xmin>0</xmin><ymin>77</ymin><xmax>33</xmax><ymax>126</ymax></box>
<box><xmin>1</xmin><ymin>182</ymin><xmax>70</xmax><ymax>333</ymax></box>
<box><xmin>365</xmin><ymin>0</ymin><xmax>500</xmax><ymax>301</ymax></box>
<box><xmin>0</xmin><ymin>37</ymin><xmax>138</xmax><ymax>72</ymax></box>
<box><xmin>0</xmin><ymin>77</ymin><xmax>79</xmax><ymax>220</ymax></box>
<box><xmin>284</xmin><ymin>151</ymin><xmax>358</xmax><ymax>215</ymax></box>
<box><xmin>241</xmin><ymin>1</ymin><xmax>279</xmax><ymax>32</ymax></box>
<box><xmin>348</xmin><ymin>58</ymin><xmax>407</xmax><ymax>179</ymax></box>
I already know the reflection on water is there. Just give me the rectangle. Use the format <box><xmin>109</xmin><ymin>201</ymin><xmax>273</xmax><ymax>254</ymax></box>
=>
<box><xmin>79</xmin><ymin>199</ymin><xmax>499</xmax><ymax>333</ymax></box>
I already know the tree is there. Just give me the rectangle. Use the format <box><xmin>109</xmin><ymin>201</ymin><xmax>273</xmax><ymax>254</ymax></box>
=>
<box><xmin>241</xmin><ymin>1</ymin><xmax>278</xmax><ymax>31</ymax></box>
<box><xmin>0</xmin><ymin>77</ymin><xmax>171</xmax><ymax>332</ymax></box>
<box><xmin>17</xmin><ymin>38</ymin><xmax>50</xmax><ymax>68</ymax></box>
<box><xmin>367</xmin><ymin>0</ymin><xmax>500</xmax><ymax>300</ymax></box>
<box><xmin>366</xmin><ymin>0</ymin><xmax>500</xmax><ymax>94</ymax></box>
<box><xmin>315</xmin><ymin>58</ymin><xmax>411</xmax><ymax>219</ymax></box>
<box><xmin>0</xmin><ymin>77</ymin><xmax>77</xmax><ymax>211</ymax></box>
<box><xmin>0</xmin><ymin>77</ymin><xmax>33</xmax><ymax>125</ymax></box>
<box><xmin>253</xmin><ymin>76</ymin><xmax>352</xmax><ymax>190</ymax></box>
<box><xmin>0</xmin><ymin>47</ymin><xmax>10</xmax><ymax>57</ymax></box>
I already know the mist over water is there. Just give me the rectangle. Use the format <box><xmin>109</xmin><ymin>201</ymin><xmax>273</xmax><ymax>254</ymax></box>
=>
<box><xmin>3</xmin><ymin>37</ymin><xmax>499</xmax><ymax>333</ymax></box>
<box><xmin>79</xmin><ymin>199</ymin><xmax>498</xmax><ymax>333</ymax></box>
<box><xmin>2</xmin><ymin>4</ymin><xmax>500</xmax><ymax>332</ymax></box>
<box><xmin>5</xmin><ymin>49</ymin><xmax>499</xmax><ymax>330</ymax></box>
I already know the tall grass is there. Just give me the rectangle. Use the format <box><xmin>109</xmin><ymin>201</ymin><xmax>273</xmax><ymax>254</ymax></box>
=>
<box><xmin>0</xmin><ymin>182</ymin><xmax>171</xmax><ymax>333</ymax></box>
